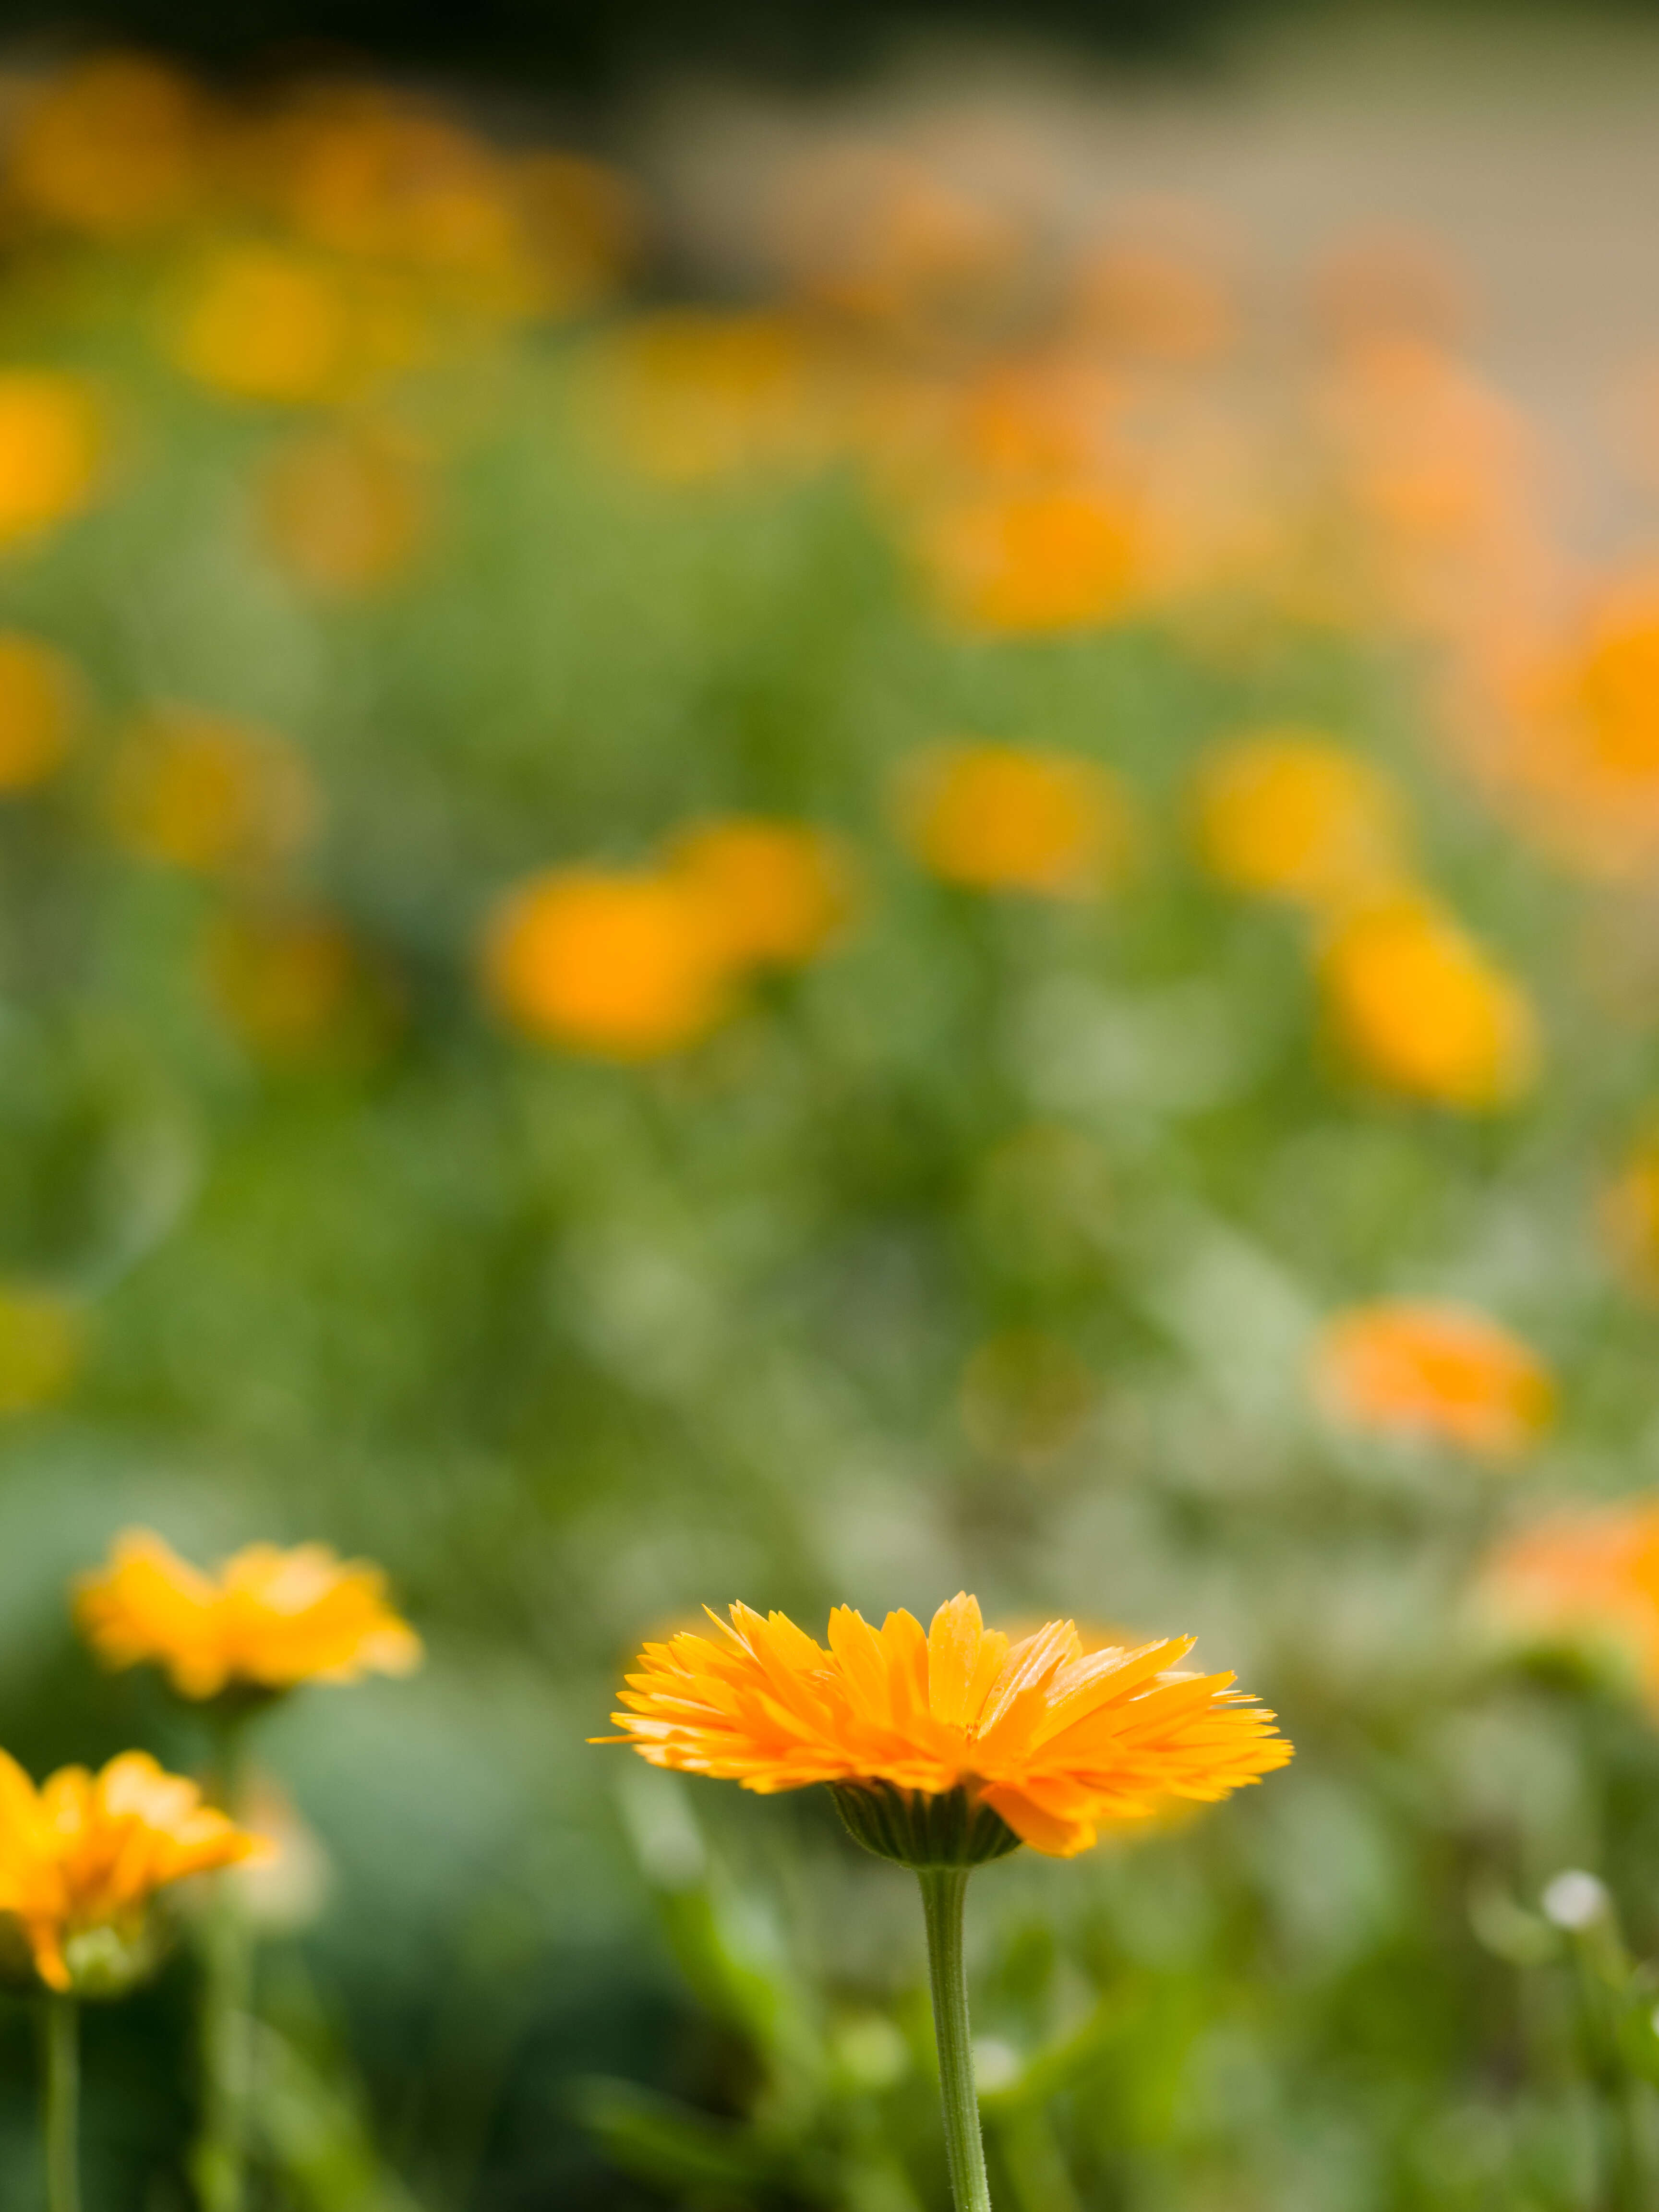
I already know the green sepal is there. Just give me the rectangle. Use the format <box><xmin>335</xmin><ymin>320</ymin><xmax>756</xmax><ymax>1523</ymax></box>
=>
<box><xmin>830</xmin><ymin>1780</ymin><xmax>1022</xmax><ymax>1869</ymax></box>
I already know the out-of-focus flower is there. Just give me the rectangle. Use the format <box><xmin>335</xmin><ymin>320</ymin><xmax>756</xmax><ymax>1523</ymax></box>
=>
<box><xmin>602</xmin><ymin>1593</ymin><xmax>1290</xmax><ymax>1858</ymax></box>
<box><xmin>255</xmin><ymin>423</ymin><xmax>428</xmax><ymax>595</ymax></box>
<box><xmin>510</xmin><ymin>150</ymin><xmax>646</xmax><ymax>318</ymax></box>
<box><xmin>0</xmin><ymin>633</ymin><xmax>81</xmax><ymax>791</ymax></box>
<box><xmin>0</xmin><ymin>373</ymin><xmax>101</xmax><ymax>548</ymax></box>
<box><xmin>203</xmin><ymin>905</ymin><xmax>395</xmax><ymax>1069</ymax></box>
<box><xmin>900</xmin><ymin>742</ymin><xmax>1133</xmax><ymax>899</ymax></box>
<box><xmin>1192</xmin><ymin>731</ymin><xmax>1409</xmax><ymax>909</ymax></box>
<box><xmin>1481</xmin><ymin>1498</ymin><xmax>1659</xmax><ymax>1713</ymax></box>
<box><xmin>7</xmin><ymin>55</ymin><xmax>213</xmax><ymax>238</ymax></box>
<box><xmin>0</xmin><ymin>1749</ymin><xmax>268</xmax><ymax>1994</ymax></box>
<box><xmin>1600</xmin><ymin>1136</ymin><xmax>1659</xmax><ymax>1296</ymax></box>
<box><xmin>1319</xmin><ymin>890</ymin><xmax>1539</xmax><ymax>1109</ymax></box>
<box><xmin>76</xmin><ymin>1528</ymin><xmax>422</xmax><ymax>1701</ymax></box>
<box><xmin>918</xmin><ymin>487</ymin><xmax>1144</xmax><ymax>635</ymax></box>
<box><xmin>670</xmin><ymin>817</ymin><xmax>854</xmax><ymax>968</ymax></box>
<box><xmin>107</xmin><ymin>708</ymin><xmax>316</xmax><ymax>876</ymax></box>
<box><xmin>1071</xmin><ymin>228</ymin><xmax>1237</xmax><ymax>364</ymax></box>
<box><xmin>578</xmin><ymin>312</ymin><xmax>837</xmax><ymax>484</ymax></box>
<box><xmin>0</xmin><ymin>1286</ymin><xmax>84</xmax><ymax>1414</ymax></box>
<box><xmin>483</xmin><ymin>866</ymin><xmax>737</xmax><ymax>1059</ymax></box>
<box><xmin>168</xmin><ymin>244</ymin><xmax>419</xmax><ymax>406</ymax></box>
<box><xmin>1311</xmin><ymin>228</ymin><xmax>1470</xmax><ymax>357</ymax></box>
<box><xmin>1315</xmin><ymin>1300</ymin><xmax>1553</xmax><ymax>1457</ymax></box>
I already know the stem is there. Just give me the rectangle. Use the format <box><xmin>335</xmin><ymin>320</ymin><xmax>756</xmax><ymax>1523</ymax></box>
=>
<box><xmin>42</xmin><ymin>1991</ymin><xmax>80</xmax><ymax>2212</ymax></box>
<box><xmin>192</xmin><ymin>1711</ymin><xmax>256</xmax><ymax>2212</ymax></box>
<box><xmin>917</xmin><ymin>1868</ymin><xmax>992</xmax><ymax>2212</ymax></box>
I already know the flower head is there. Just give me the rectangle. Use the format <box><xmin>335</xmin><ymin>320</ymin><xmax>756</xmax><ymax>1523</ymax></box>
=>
<box><xmin>919</xmin><ymin>488</ymin><xmax>1143</xmax><ymax>636</ymax></box>
<box><xmin>75</xmin><ymin>1529</ymin><xmax>422</xmax><ymax>1701</ymax></box>
<box><xmin>1315</xmin><ymin>1301</ymin><xmax>1552</xmax><ymax>1458</ymax></box>
<box><xmin>1192</xmin><ymin>731</ymin><xmax>1408</xmax><ymax>909</ymax></box>
<box><xmin>901</xmin><ymin>742</ymin><xmax>1133</xmax><ymax>900</ymax></box>
<box><xmin>0</xmin><ymin>373</ymin><xmax>102</xmax><ymax>547</ymax></box>
<box><xmin>1481</xmin><ymin>1498</ymin><xmax>1659</xmax><ymax>1713</ymax></box>
<box><xmin>0</xmin><ymin>634</ymin><xmax>81</xmax><ymax>792</ymax></box>
<box><xmin>604</xmin><ymin>1593</ymin><xmax>1290</xmax><ymax>1859</ymax></box>
<box><xmin>0</xmin><ymin>1749</ymin><xmax>268</xmax><ymax>1993</ymax></box>
<box><xmin>670</xmin><ymin>817</ymin><xmax>854</xmax><ymax>968</ymax></box>
<box><xmin>107</xmin><ymin>708</ymin><xmax>317</xmax><ymax>877</ymax></box>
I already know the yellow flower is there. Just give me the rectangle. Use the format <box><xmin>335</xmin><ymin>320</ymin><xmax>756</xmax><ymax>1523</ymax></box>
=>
<box><xmin>918</xmin><ymin>487</ymin><xmax>1143</xmax><ymax>636</ymax></box>
<box><xmin>75</xmin><ymin>1529</ymin><xmax>422</xmax><ymax>1701</ymax></box>
<box><xmin>1319</xmin><ymin>890</ymin><xmax>1539</xmax><ymax>1109</ymax></box>
<box><xmin>1192</xmin><ymin>731</ymin><xmax>1408</xmax><ymax>909</ymax></box>
<box><xmin>8</xmin><ymin>55</ymin><xmax>212</xmax><ymax>238</ymax></box>
<box><xmin>107</xmin><ymin>708</ymin><xmax>316</xmax><ymax>877</ymax></box>
<box><xmin>669</xmin><ymin>817</ymin><xmax>854</xmax><ymax>968</ymax></box>
<box><xmin>255</xmin><ymin>423</ymin><xmax>428</xmax><ymax>595</ymax></box>
<box><xmin>578</xmin><ymin>312</ymin><xmax>836</xmax><ymax>484</ymax></box>
<box><xmin>482</xmin><ymin>866</ymin><xmax>737</xmax><ymax>1060</ymax></box>
<box><xmin>900</xmin><ymin>742</ymin><xmax>1133</xmax><ymax>899</ymax></box>
<box><xmin>509</xmin><ymin>150</ymin><xmax>645</xmax><ymax>319</ymax></box>
<box><xmin>0</xmin><ymin>633</ymin><xmax>81</xmax><ymax>791</ymax></box>
<box><xmin>0</xmin><ymin>373</ymin><xmax>102</xmax><ymax>548</ymax></box>
<box><xmin>1315</xmin><ymin>1300</ymin><xmax>1553</xmax><ymax>1458</ymax></box>
<box><xmin>1481</xmin><ymin>1498</ymin><xmax>1659</xmax><ymax>1716</ymax></box>
<box><xmin>603</xmin><ymin>1593</ymin><xmax>1290</xmax><ymax>1859</ymax></box>
<box><xmin>0</xmin><ymin>1286</ymin><xmax>84</xmax><ymax>1414</ymax></box>
<box><xmin>168</xmin><ymin>246</ymin><xmax>418</xmax><ymax>406</ymax></box>
<box><xmin>0</xmin><ymin>1749</ymin><xmax>267</xmax><ymax>1993</ymax></box>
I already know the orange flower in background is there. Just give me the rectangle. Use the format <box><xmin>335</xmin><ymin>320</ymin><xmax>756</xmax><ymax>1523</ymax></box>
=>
<box><xmin>483</xmin><ymin>866</ymin><xmax>736</xmax><ymax>1059</ymax></box>
<box><xmin>509</xmin><ymin>150</ymin><xmax>646</xmax><ymax>318</ymax></box>
<box><xmin>0</xmin><ymin>633</ymin><xmax>81</xmax><ymax>791</ymax></box>
<box><xmin>921</xmin><ymin>486</ymin><xmax>1143</xmax><ymax>635</ymax></box>
<box><xmin>1316</xmin><ymin>1300</ymin><xmax>1552</xmax><ymax>1457</ymax></box>
<box><xmin>256</xmin><ymin>422</ymin><xmax>429</xmax><ymax>594</ymax></box>
<box><xmin>604</xmin><ymin>1593</ymin><xmax>1290</xmax><ymax>1857</ymax></box>
<box><xmin>902</xmin><ymin>742</ymin><xmax>1132</xmax><ymax>898</ymax></box>
<box><xmin>0</xmin><ymin>373</ymin><xmax>102</xmax><ymax>547</ymax></box>
<box><xmin>1319</xmin><ymin>890</ymin><xmax>1539</xmax><ymax>1109</ymax></box>
<box><xmin>168</xmin><ymin>244</ymin><xmax>421</xmax><ymax>406</ymax></box>
<box><xmin>1192</xmin><ymin>731</ymin><xmax>1408</xmax><ymax>909</ymax></box>
<box><xmin>579</xmin><ymin>311</ymin><xmax>836</xmax><ymax>484</ymax></box>
<box><xmin>670</xmin><ymin>817</ymin><xmax>854</xmax><ymax>967</ymax></box>
<box><xmin>7</xmin><ymin>55</ymin><xmax>214</xmax><ymax>238</ymax></box>
<box><xmin>0</xmin><ymin>1750</ymin><xmax>268</xmax><ymax>1993</ymax></box>
<box><xmin>108</xmin><ymin>708</ymin><xmax>316</xmax><ymax>876</ymax></box>
<box><xmin>1482</xmin><ymin>1498</ymin><xmax>1659</xmax><ymax>1712</ymax></box>
<box><xmin>76</xmin><ymin>1529</ymin><xmax>422</xmax><ymax>1700</ymax></box>
<box><xmin>1071</xmin><ymin>232</ymin><xmax>1237</xmax><ymax>365</ymax></box>
<box><xmin>1603</xmin><ymin>1137</ymin><xmax>1659</xmax><ymax>1296</ymax></box>
<box><xmin>204</xmin><ymin>905</ymin><xmax>394</xmax><ymax>1068</ymax></box>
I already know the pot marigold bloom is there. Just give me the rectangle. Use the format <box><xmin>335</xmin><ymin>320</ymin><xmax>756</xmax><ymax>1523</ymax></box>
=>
<box><xmin>256</xmin><ymin>423</ymin><xmax>428</xmax><ymax>596</ymax></box>
<box><xmin>919</xmin><ymin>486</ymin><xmax>1143</xmax><ymax>636</ymax></box>
<box><xmin>0</xmin><ymin>634</ymin><xmax>81</xmax><ymax>792</ymax></box>
<box><xmin>75</xmin><ymin>1530</ymin><xmax>422</xmax><ymax>1701</ymax></box>
<box><xmin>579</xmin><ymin>312</ymin><xmax>836</xmax><ymax>484</ymax></box>
<box><xmin>108</xmin><ymin>708</ymin><xmax>317</xmax><ymax>877</ymax></box>
<box><xmin>1482</xmin><ymin>1500</ymin><xmax>1659</xmax><ymax>1710</ymax></box>
<box><xmin>670</xmin><ymin>817</ymin><xmax>854</xmax><ymax>968</ymax></box>
<box><xmin>1192</xmin><ymin>731</ymin><xmax>1408</xmax><ymax>909</ymax></box>
<box><xmin>0</xmin><ymin>1749</ymin><xmax>268</xmax><ymax>1994</ymax></box>
<box><xmin>1316</xmin><ymin>1300</ymin><xmax>1552</xmax><ymax>1457</ymax></box>
<box><xmin>902</xmin><ymin>742</ymin><xmax>1132</xmax><ymax>899</ymax></box>
<box><xmin>1319</xmin><ymin>890</ymin><xmax>1539</xmax><ymax>1109</ymax></box>
<box><xmin>168</xmin><ymin>246</ymin><xmax>417</xmax><ymax>407</ymax></box>
<box><xmin>482</xmin><ymin>866</ymin><xmax>737</xmax><ymax>1060</ymax></box>
<box><xmin>8</xmin><ymin>56</ymin><xmax>213</xmax><ymax>239</ymax></box>
<box><xmin>604</xmin><ymin>1593</ymin><xmax>1290</xmax><ymax>1860</ymax></box>
<box><xmin>0</xmin><ymin>373</ymin><xmax>102</xmax><ymax>549</ymax></box>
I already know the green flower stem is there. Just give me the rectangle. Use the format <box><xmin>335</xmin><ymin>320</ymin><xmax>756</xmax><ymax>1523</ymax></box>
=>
<box><xmin>193</xmin><ymin>1710</ymin><xmax>257</xmax><ymax>2212</ymax></box>
<box><xmin>917</xmin><ymin>1867</ymin><xmax>992</xmax><ymax>2212</ymax></box>
<box><xmin>42</xmin><ymin>1990</ymin><xmax>80</xmax><ymax>2212</ymax></box>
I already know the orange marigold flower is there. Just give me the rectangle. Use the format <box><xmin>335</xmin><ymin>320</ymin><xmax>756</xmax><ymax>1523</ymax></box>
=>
<box><xmin>578</xmin><ymin>312</ymin><xmax>837</xmax><ymax>484</ymax></box>
<box><xmin>107</xmin><ymin>708</ymin><xmax>317</xmax><ymax>877</ymax></box>
<box><xmin>670</xmin><ymin>817</ymin><xmax>854</xmax><ymax>968</ymax></box>
<box><xmin>8</xmin><ymin>55</ymin><xmax>213</xmax><ymax>239</ymax></box>
<box><xmin>919</xmin><ymin>487</ymin><xmax>1143</xmax><ymax>636</ymax></box>
<box><xmin>0</xmin><ymin>373</ymin><xmax>102</xmax><ymax>548</ymax></box>
<box><xmin>901</xmin><ymin>742</ymin><xmax>1132</xmax><ymax>899</ymax></box>
<box><xmin>0</xmin><ymin>1749</ymin><xmax>268</xmax><ymax>1993</ymax></box>
<box><xmin>1319</xmin><ymin>890</ymin><xmax>1539</xmax><ymax>1109</ymax></box>
<box><xmin>603</xmin><ymin>1593</ymin><xmax>1290</xmax><ymax>1860</ymax></box>
<box><xmin>75</xmin><ymin>1529</ymin><xmax>422</xmax><ymax>1701</ymax></box>
<box><xmin>0</xmin><ymin>633</ymin><xmax>81</xmax><ymax>792</ymax></box>
<box><xmin>1481</xmin><ymin>1498</ymin><xmax>1659</xmax><ymax>1712</ymax></box>
<box><xmin>1602</xmin><ymin>1138</ymin><xmax>1659</xmax><ymax>1296</ymax></box>
<box><xmin>256</xmin><ymin>423</ymin><xmax>428</xmax><ymax>596</ymax></box>
<box><xmin>482</xmin><ymin>866</ymin><xmax>736</xmax><ymax>1060</ymax></box>
<box><xmin>1315</xmin><ymin>1300</ymin><xmax>1552</xmax><ymax>1457</ymax></box>
<box><xmin>1192</xmin><ymin>731</ymin><xmax>1408</xmax><ymax>909</ymax></box>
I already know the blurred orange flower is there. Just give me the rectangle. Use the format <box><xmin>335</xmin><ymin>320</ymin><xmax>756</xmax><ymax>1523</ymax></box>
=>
<box><xmin>7</xmin><ymin>55</ymin><xmax>213</xmax><ymax>238</ymax></box>
<box><xmin>204</xmin><ymin>905</ymin><xmax>394</xmax><ymax>1068</ymax></box>
<box><xmin>901</xmin><ymin>742</ymin><xmax>1132</xmax><ymax>899</ymax></box>
<box><xmin>579</xmin><ymin>311</ymin><xmax>835</xmax><ymax>484</ymax></box>
<box><xmin>1319</xmin><ymin>890</ymin><xmax>1539</xmax><ymax>1109</ymax></box>
<box><xmin>169</xmin><ymin>244</ymin><xmax>419</xmax><ymax>405</ymax></box>
<box><xmin>510</xmin><ymin>150</ymin><xmax>646</xmax><ymax>318</ymax></box>
<box><xmin>603</xmin><ymin>1593</ymin><xmax>1291</xmax><ymax>1858</ymax></box>
<box><xmin>920</xmin><ymin>487</ymin><xmax>1143</xmax><ymax>635</ymax></box>
<box><xmin>1482</xmin><ymin>1498</ymin><xmax>1659</xmax><ymax>1711</ymax></box>
<box><xmin>1600</xmin><ymin>1137</ymin><xmax>1659</xmax><ymax>1296</ymax></box>
<box><xmin>108</xmin><ymin>708</ymin><xmax>316</xmax><ymax>876</ymax></box>
<box><xmin>1071</xmin><ymin>233</ymin><xmax>1236</xmax><ymax>365</ymax></box>
<box><xmin>0</xmin><ymin>373</ymin><xmax>102</xmax><ymax>547</ymax></box>
<box><xmin>483</xmin><ymin>866</ymin><xmax>736</xmax><ymax>1059</ymax></box>
<box><xmin>76</xmin><ymin>1529</ymin><xmax>422</xmax><ymax>1701</ymax></box>
<box><xmin>0</xmin><ymin>633</ymin><xmax>81</xmax><ymax>791</ymax></box>
<box><xmin>670</xmin><ymin>817</ymin><xmax>854</xmax><ymax>967</ymax></box>
<box><xmin>1316</xmin><ymin>1301</ymin><xmax>1552</xmax><ymax>1457</ymax></box>
<box><xmin>1193</xmin><ymin>731</ymin><xmax>1408</xmax><ymax>909</ymax></box>
<box><xmin>0</xmin><ymin>1749</ymin><xmax>268</xmax><ymax>1993</ymax></box>
<box><xmin>256</xmin><ymin>423</ymin><xmax>428</xmax><ymax>594</ymax></box>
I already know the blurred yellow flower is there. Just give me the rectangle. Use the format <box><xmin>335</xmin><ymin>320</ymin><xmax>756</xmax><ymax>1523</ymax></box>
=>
<box><xmin>1482</xmin><ymin>1499</ymin><xmax>1659</xmax><ymax>1712</ymax></box>
<box><xmin>1192</xmin><ymin>731</ymin><xmax>1408</xmax><ymax>909</ymax></box>
<box><xmin>483</xmin><ymin>866</ymin><xmax>736</xmax><ymax>1059</ymax></box>
<box><xmin>901</xmin><ymin>742</ymin><xmax>1132</xmax><ymax>899</ymax></box>
<box><xmin>919</xmin><ymin>486</ymin><xmax>1143</xmax><ymax>636</ymax></box>
<box><xmin>203</xmin><ymin>904</ymin><xmax>393</xmax><ymax>1068</ymax></box>
<box><xmin>169</xmin><ymin>246</ymin><xmax>417</xmax><ymax>406</ymax></box>
<box><xmin>1315</xmin><ymin>1300</ymin><xmax>1552</xmax><ymax>1457</ymax></box>
<box><xmin>510</xmin><ymin>150</ymin><xmax>645</xmax><ymax>318</ymax></box>
<box><xmin>0</xmin><ymin>1286</ymin><xmax>84</xmax><ymax>1414</ymax></box>
<box><xmin>1600</xmin><ymin>1135</ymin><xmax>1659</xmax><ymax>1296</ymax></box>
<box><xmin>108</xmin><ymin>708</ymin><xmax>316</xmax><ymax>876</ymax></box>
<box><xmin>0</xmin><ymin>1749</ymin><xmax>268</xmax><ymax>1994</ymax></box>
<box><xmin>76</xmin><ymin>1528</ymin><xmax>423</xmax><ymax>1701</ymax></box>
<box><xmin>256</xmin><ymin>423</ymin><xmax>428</xmax><ymax>594</ymax></box>
<box><xmin>1319</xmin><ymin>890</ymin><xmax>1539</xmax><ymax>1109</ymax></box>
<box><xmin>580</xmin><ymin>312</ymin><xmax>834</xmax><ymax>484</ymax></box>
<box><xmin>7</xmin><ymin>55</ymin><xmax>212</xmax><ymax>238</ymax></box>
<box><xmin>670</xmin><ymin>817</ymin><xmax>854</xmax><ymax>968</ymax></box>
<box><xmin>0</xmin><ymin>633</ymin><xmax>81</xmax><ymax>791</ymax></box>
<box><xmin>0</xmin><ymin>373</ymin><xmax>102</xmax><ymax>548</ymax></box>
